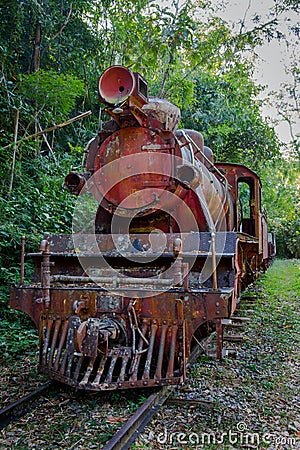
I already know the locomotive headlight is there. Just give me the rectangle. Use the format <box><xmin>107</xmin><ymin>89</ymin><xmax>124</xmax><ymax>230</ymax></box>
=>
<box><xmin>98</xmin><ymin>65</ymin><xmax>135</xmax><ymax>105</ymax></box>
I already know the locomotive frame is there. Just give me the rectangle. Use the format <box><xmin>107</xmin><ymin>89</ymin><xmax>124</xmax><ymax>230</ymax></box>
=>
<box><xmin>10</xmin><ymin>66</ymin><xmax>275</xmax><ymax>391</ymax></box>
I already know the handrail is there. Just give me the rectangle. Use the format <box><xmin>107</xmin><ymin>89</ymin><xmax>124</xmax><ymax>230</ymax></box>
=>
<box><xmin>179</xmin><ymin>129</ymin><xmax>229</xmax><ymax>187</ymax></box>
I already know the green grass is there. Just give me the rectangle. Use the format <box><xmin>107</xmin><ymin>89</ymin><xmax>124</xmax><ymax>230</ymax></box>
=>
<box><xmin>261</xmin><ymin>258</ymin><xmax>300</xmax><ymax>296</ymax></box>
<box><xmin>0</xmin><ymin>305</ymin><xmax>38</xmax><ymax>364</ymax></box>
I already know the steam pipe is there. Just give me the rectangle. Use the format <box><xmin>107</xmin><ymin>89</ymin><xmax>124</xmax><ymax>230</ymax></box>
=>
<box><xmin>211</xmin><ymin>232</ymin><xmax>218</xmax><ymax>290</ymax></box>
<box><xmin>40</xmin><ymin>240</ymin><xmax>52</xmax><ymax>309</ymax></box>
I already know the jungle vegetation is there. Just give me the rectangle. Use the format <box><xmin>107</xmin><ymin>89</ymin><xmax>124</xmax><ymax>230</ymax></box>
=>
<box><xmin>0</xmin><ymin>0</ymin><xmax>299</xmax><ymax>303</ymax></box>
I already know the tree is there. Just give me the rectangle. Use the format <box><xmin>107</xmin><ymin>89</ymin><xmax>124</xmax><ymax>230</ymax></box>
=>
<box><xmin>181</xmin><ymin>67</ymin><xmax>280</xmax><ymax>166</ymax></box>
<box><xmin>270</xmin><ymin>61</ymin><xmax>300</xmax><ymax>159</ymax></box>
<box><xmin>261</xmin><ymin>158</ymin><xmax>300</xmax><ymax>257</ymax></box>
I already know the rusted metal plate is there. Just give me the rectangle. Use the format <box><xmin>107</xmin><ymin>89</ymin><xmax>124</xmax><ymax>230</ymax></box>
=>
<box><xmin>93</xmin><ymin>127</ymin><xmax>175</xmax><ymax>211</ymax></box>
<box><xmin>10</xmin><ymin>287</ymin><xmax>44</xmax><ymax>327</ymax></box>
<box><xmin>40</xmin><ymin>232</ymin><xmax>237</xmax><ymax>255</ymax></box>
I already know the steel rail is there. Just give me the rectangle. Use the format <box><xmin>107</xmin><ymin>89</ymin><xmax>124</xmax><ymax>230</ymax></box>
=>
<box><xmin>101</xmin><ymin>341</ymin><xmax>206</xmax><ymax>450</ymax></box>
<box><xmin>0</xmin><ymin>380</ymin><xmax>53</xmax><ymax>430</ymax></box>
<box><xmin>102</xmin><ymin>386</ymin><xmax>173</xmax><ymax>450</ymax></box>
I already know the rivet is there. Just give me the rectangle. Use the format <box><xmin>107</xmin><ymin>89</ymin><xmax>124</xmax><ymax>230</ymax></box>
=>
<box><xmin>216</xmin><ymin>311</ymin><xmax>220</xmax><ymax>315</ymax></box>
<box><xmin>216</xmin><ymin>302</ymin><xmax>220</xmax><ymax>306</ymax></box>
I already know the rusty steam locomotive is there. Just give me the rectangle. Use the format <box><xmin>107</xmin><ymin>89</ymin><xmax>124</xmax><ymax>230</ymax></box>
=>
<box><xmin>11</xmin><ymin>66</ymin><xmax>275</xmax><ymax>391</ymax></box>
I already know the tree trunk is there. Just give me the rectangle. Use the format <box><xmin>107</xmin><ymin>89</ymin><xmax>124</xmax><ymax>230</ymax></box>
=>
<box><xmin>9</xmin><ymin>108</ymin><xmax>19</xmax><ymax>194</ymax></box>
<box><xmin>31</xmin><ymin>20</ymin><xmax>41</xmax><ymax>73</ymax></box>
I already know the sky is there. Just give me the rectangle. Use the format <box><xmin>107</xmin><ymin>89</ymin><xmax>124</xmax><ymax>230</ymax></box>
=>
<box><xmin>214</xmin><ymin>0</ymin><xmax>299</xmax><ymax>144</ymax></box>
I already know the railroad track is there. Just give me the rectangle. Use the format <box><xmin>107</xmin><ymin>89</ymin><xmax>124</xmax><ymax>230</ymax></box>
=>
<box><xmin>0</xmin><ymin>378</ymin><xmax>173</xmax><ymax>449</ymax></box>
<box><xmin>102</xmin><ymin>386</ymin><xmax>173</xmax><ymax>450</ymax></box>
<box><xmin>102</xmin><ymin>344</ymin><xmax>205</xmax><ymax>450</ymax></box>
<box><xmin>0</xmin><ymin>380</ymin><xmax>54</xmax><ymax>430</ymax></box>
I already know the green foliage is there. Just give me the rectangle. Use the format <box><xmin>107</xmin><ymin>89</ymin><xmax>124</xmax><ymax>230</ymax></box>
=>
<box><xmin>271</xmin><ymin>64</ymin><xmax>300</xmax><ymax>159</ymax></box>
<box><xmin>0</xmin><ymin>151</ymin><xmax>81</xmax><ymax>302</ymax></box>
<box><xmin>18</xmin><ymin>70</ymin><xmax>85</xmax><ymax>122</ymax></box>
<box><xmin>181</xmin><ymin>68</ymin><xmax>280</xmax><ymax>166</ymax></box>
<box><xmin>275</xmin><ymin>0</ymin><xmax>300</xmax><ymax>13</ymax></box>
<box><xmin>0</xmin><ymin>0</ymin><xmax>97</xmax><ymax>75</ymax></box>
<box><xmin>260</xmin><ymin>159</ymin><xmax>300</xmax><ymax>258</ymax></box>
<box><xmin>0</xmin><ymin>314</ymin><xmax>38</xmax><ymax>363</ymax></box>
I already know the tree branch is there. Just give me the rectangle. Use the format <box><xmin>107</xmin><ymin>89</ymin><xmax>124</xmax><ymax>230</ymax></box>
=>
<box><xmin>51</xmin><ymin>3</ymin><xmax>73</xmax><ymax>41</ymax></box>
<box><xmin>40</xmin><ymin>3</ymin><xmax>73</xmax><ymax>60</ymax></box>
<box><xmin>37</xmin><ymin>121</ymin><xmax>58</xmax><ymax>164</ymax></box>
<box><xmin>238</xmin><ymin>0</ymin><xmax>252</xmax><ymax>35</ymax></box>
<box><xmin>1</xmin><ymin>110</ymin><xmax>91</xmax><ymax>150</ymax></box>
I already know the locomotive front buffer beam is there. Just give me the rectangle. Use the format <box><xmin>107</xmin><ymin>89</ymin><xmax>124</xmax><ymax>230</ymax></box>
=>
<box><xmin>11</xmin><ymin>283</ymin><xmax>233</xmax><ymax>391</ymax></box>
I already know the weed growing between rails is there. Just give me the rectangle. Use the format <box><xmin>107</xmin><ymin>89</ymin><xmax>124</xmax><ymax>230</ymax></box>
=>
<box><xmin>136</xmin><ymin>259</ymin><xmax>300</xmax><ymax>449</ymax></box>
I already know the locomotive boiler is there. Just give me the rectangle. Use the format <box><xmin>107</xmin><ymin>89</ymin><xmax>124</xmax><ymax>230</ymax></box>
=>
<box><xmin>10</xmin><ymin>66</ymin><xmax>274</xmax><ymax>391</ymax></box>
